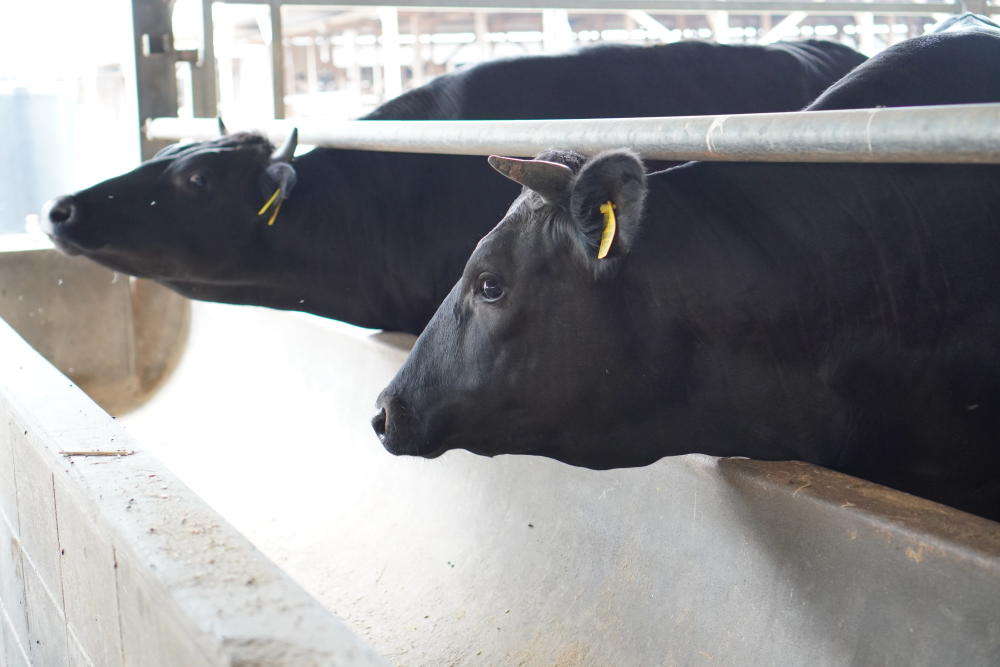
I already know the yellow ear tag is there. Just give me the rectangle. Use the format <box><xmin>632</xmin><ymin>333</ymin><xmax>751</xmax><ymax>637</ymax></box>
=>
<box><xmin>257</xmin><ymin>187</ymin><xmax>282</xmax><ymax>225</ymax></box>
<box><xmin>597</xmin><ymin>201</ymin><xmax>616</xmax><ymax>260</ymax></box>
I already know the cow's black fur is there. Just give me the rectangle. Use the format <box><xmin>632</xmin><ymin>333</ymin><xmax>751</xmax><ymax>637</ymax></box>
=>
<box><xmin>43</xmin><ymin>40</ymin><xmax>865</xmax><ymax>334</ymax></box>
<box><xmin>376</xmin><ymin>29</ymin><xmax>1000</xmax><ymax>521</ymax></box>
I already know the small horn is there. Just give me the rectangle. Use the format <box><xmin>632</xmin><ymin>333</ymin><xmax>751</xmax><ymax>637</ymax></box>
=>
<box><xmin>217</xmin><ymin>117</ymin><xmax>228</xmax><ymax>136</ymax></box>
<box><xmin>488</xmin><ymin>155</ymin><xmax>573</xmax><ymax>203</ymax></box>
<box><xmin>271</xmin><ymin>127</ymin><xmax>299</xmax><ymax>163</ymax></box>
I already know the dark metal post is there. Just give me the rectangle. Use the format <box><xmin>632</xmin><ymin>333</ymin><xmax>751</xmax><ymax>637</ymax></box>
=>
<box><xmin>191</xmin><ymin>0</ymin><xmax>219</xmax><ymax>119</ymax></box>
<box><xmin>130</xmin><ymin>0</ymin><xmax>180</xmax><ymax>160</ymax></box>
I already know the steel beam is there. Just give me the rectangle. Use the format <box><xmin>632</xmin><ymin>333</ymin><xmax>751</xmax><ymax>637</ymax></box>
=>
<box><xmin>214</xmin><ymin>0</ymin><xmax>964</xmax><ymax>15</ymax></box>
<box><xmin>147</xmin><ymin>103</ymin><xmax>1000</xmax><ymax>164</ymax></box>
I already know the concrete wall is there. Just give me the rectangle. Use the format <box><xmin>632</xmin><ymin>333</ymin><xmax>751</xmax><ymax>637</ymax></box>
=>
<box><xmin>0</xmin><ymin>318</ymin><xmax>384</xmax><ymax>666</ymax></box>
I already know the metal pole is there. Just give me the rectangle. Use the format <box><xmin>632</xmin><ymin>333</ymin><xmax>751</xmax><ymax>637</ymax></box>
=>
<box><xmin>707</xmin><ymin>11</ymin><xmax>731</xmax><ymax>44</ymax></box>
<box><xmin>379</xmin><ymin>7</ymin><xmax>403</xmax><ymax>100</ymax></box>
<box><xmin>269</xmin><ymin>0</ymin><xmax>285</xmax><ymax>119</ymax></box>
<box><xmin>192</xmin><ymin>0</ymin><xmax>219</xmax><ymax>119</ymax></box>
<box><xmin>146</xmin><ymin>103</ymin><xmax>1000</xmax><ymax>164</ymax></box>
<box><xmin>131</xmin><ymin>0</ymin><xmax>180</xmax><ymax>160</ymax></box>
<box><xmin>542</xmin><ymin>9</ymin><xmax>574</xmax><ymax>51</ymax></box>
<box><xmin>855</xmin><ymin>11</ymin><xmax>878</xmax><ymax>54</ymax></box>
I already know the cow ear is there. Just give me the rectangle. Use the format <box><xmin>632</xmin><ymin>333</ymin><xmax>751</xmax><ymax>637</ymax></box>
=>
<box><xmin>259</xmin><ymin>161</ymin><xmax>298</xmax><ymax>201</ymax></box>
<box><xmin>488</xmin><ymin>155</ymin><xmax>574</xmax><ymax>204</ymax></box>
<box><xmin>569</xmin><ymin>150</ymin><xmax>646</xmax><ymax>269</ymax></box>
<box><xmin>259</xmin><ymin>127</ymin><xmax>299</xmax><ymax>204</ymax></box>
<box><xmin>257</xmin><ymin>161</ymin><xmax>298</xmax><ymax>225</ymax></box>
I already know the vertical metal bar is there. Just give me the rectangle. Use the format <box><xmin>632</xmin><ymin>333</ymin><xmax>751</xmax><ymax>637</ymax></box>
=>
<box><xmin>130</xmin><ymin>0</ymin><xmax>179</xmax><ymax>160</ymax></box>
<box><xmin>409</xmin><ymin>13</ymin><xmax>425</xmax><ymax>87</ymax></box>
<box><xmin>542</xmin><ymin>9</ymin><xmax>573</xmax><ymax>51</ymax></box>
<box><xmin>192</xmin><ymin>0</ymin><xmax>219</xmax><ymax>119</ymax></box>
<box><xmin>707</xmin><ymin>10</ymin><xmax>730</xmax><ymax>43</ymax></box>
<box><xmin>760</xmin><ymin>12</ymin><xmax>772</xmax><ymax>34</ymax></box>
<box><xmin>306</xmin><ymin>40</ymin><xmax>319</xmax><ymax>94</ymax></box>
<box><xmin>473</xmin><ymin>11</ymin><xmax>491</xmax><ymax>61</ymax></box>
<box><xmin>855</xmin><ymin>11</ymin><xmax>877</xmax><ymax>54</ymax></box>
<box><xmin>269</xmin><ymin>0</ymin><xmax>285</xmax><ymax>119</ymax></box>
<box><xmin>344</xmin><ymin>28</ymin><xmax>361</xmax><ymax>96</ymax></box>
<box><xmin>379</xmin><ymin>7</ymin><xmax>403</xmax><ymax>99</ymax></box>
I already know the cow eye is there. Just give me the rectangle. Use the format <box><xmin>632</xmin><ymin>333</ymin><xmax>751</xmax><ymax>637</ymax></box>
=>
<box><xmin>477</xmin><ymin>273</ymin><xmax>505</xmax><ymax>302</ymax></box>
<box><xmin>188</xmin><ymin>173</ymin><xmax>208</xmax><ymax>189</ymax></box>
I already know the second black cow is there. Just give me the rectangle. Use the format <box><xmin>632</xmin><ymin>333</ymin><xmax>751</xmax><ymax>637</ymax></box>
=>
<box><xmin>374</xmin><ymin>28</ymin><xmax>1000</xmax><ymax>521</ymax></box>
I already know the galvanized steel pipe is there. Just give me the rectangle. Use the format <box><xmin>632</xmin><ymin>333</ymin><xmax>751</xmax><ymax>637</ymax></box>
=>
<box><xmin>147</xmin><ymin>102</ymin><xmax>1000</xmax><ymax>164</ymax></box>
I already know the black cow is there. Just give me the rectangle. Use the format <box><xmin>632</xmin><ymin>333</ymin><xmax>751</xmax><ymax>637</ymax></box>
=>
<box><xmin>374</xmin><ymin>28</ymin><xmax>1000</xmax><ymax>521</ymax></box>
<box><xmin>41</xmin><ymin>40</ymin><xmax>864</xmax><ymax>334</ymax></box>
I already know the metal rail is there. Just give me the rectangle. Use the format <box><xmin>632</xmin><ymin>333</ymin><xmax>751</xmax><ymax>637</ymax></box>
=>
<box><xmin>219</xmin><ymin>0</ymin><xmax>966</xmax><ymax>14</ymax></box>
<box><xmin>148</xmin><ymin>103</ymin><xmax>1000</xmax><ymax>163</ymax></box>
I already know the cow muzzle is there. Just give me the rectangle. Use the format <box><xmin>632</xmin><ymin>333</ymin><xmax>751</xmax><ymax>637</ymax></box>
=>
<box><xmin>40</xmin><ymin>195</ymin><xmax>82</xmax><ymax>254</ymax></box>
<box><xmin>372</xmin><ymin>393</ymin><xmax>432</xmax><ymax>457</ymax></box>
<box><xmin>42</xmin><ymin>195</ymin><xmax>79</xmax><ymax>228</ymax></box>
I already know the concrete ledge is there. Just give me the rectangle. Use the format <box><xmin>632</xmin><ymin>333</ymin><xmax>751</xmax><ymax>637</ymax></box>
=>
<box><xmin>0</xmin><ymin>317</ymin><xmax>384</xmax><ymax>666</ymax></box>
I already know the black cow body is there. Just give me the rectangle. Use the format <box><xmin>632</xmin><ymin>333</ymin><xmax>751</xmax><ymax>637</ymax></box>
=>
<box><xmin>375</xmin><ymin>29</ymin><xmax>1000</xmax><ymax>521</ymax></box>
<box><xmin>42</xmin><ymin>40</ymin><xmax>864</xmax><ymax>334</ymax></box>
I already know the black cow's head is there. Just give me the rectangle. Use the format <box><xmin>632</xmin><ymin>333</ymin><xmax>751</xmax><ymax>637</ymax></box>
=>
<box><xmin>40</xmin><ymin>127</ymin><xmax>299</xmax><ymax>281</ymax></box>
<box><xmin>373</xmin><ymin>149</ymin><xmax>666</xmax><ymax>467</ymax></box>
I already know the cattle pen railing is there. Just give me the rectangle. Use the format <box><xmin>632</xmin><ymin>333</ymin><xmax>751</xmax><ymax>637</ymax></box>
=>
<box><xmin>135</xmin><ymin>0</ymin><xmax>985</xmax><ymax>159</ymax></box>
<box><xmin>147</xmin><ymin>102</ymin><xmax>1000</xmax><ymax>163</ymax></box>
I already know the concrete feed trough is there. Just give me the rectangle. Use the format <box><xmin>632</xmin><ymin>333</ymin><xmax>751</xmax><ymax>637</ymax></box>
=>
<box><xmin>1</xmin><ymin>241</ymin><xmax>998</xmax><ymax>664</ymax></box>
<box><xmin>121</xmin><ymin>302</ymin><xmax>1000</xmax><ymax>665</ymax></box>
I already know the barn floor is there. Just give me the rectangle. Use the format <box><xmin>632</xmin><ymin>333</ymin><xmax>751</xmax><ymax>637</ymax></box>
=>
<box><xmin>121</xmin><ymin>301</ymin><xmax>1000</xmax><ymax>666</ymax></box>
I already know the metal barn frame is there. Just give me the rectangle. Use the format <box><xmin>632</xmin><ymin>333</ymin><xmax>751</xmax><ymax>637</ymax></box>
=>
<box><xmin>136</xmin><ymin>0</ymin><xmax>995</xmax><ymax>157</ymax></box>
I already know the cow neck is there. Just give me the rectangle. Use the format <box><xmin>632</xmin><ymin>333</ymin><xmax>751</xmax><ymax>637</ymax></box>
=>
<box><xmin>637</xmin><ymin>158</ymin><xmax>1000</xmax><ymax>465</ymax></box>
<box><xmin>249</xmin><ymin>148</ymin><xmax>432</xmax><ymax>333</ymax></box>
<box><xmin>626</xmin><ymin>162</ymin><xmax>878</xmax><ymax>465</ymax></box>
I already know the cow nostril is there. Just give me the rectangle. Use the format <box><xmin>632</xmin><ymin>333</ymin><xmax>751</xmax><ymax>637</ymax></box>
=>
<box><xmin>371</xmin><ymin>407</ymin><xmax>387</xmax><ymax>441</ymax></box>
<box><xmin>45</xmin><ymin>196</ymin><xmax>77</xmax><ymax>225</ymax></box>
